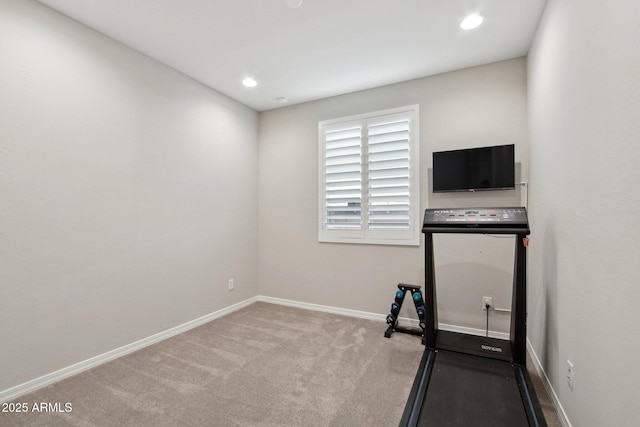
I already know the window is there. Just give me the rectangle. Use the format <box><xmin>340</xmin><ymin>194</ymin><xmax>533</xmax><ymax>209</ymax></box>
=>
<box><xmin>318</xmin><ymin>105</ymin><xmax>419</xmax><ymax>246</ymax></box>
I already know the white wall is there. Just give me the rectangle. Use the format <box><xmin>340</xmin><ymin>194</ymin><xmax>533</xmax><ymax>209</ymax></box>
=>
<box><xmin>12</xmin><ymin>3</ymin><xmax>640</xmax><ymax>425</ymax></box>
<box><xmin>258</xmin><ymin>58</ymin><xmax>528</xmax><ymax>334</ymax></box>
<box><xmin>527</xmin><ymin>0</ymin><xmax>640</xmax><ymax>425</ymax></box>
<box><xmin>0</xmin><ymin>0</ymin><xmax>259</xmax><ymax>392</ymax></box>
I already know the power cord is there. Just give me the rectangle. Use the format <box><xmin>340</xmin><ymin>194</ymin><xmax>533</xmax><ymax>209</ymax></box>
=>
<box><xmin>485</xmin><ymin>302</ymin><xmax>490</xmax><ymax>337</ymax></box>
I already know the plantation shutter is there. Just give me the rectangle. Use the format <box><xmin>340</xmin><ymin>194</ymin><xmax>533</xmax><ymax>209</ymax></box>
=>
<box><xmin>367</xmin><ymin>119</ymin><xmax>411</xmax><ymax>230</ymax></box>
<box><xmin>323</xmin><ymin>125</ymin><xmax>362</xmax><ymax>230</ymax></box>
<box><xmin>319</xmin><ymin>105</ymin><xmax>419</xmax><ymax>246</ymax></box>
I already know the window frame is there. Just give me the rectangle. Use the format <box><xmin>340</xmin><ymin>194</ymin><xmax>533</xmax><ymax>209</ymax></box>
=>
<box><xmin>318</xmin><ymin>105</ymin><xmax>420</xmax><ymax>246</ymax></box>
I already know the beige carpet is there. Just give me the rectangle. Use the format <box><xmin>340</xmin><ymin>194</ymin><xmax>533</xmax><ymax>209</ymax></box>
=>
<box><xmin>2</xmin><ymin>302</ymin><xmax>561</xmax><ymax>426</ymax></box>
<box><xmin>1</xmin><ymin>302</ymin><xmax>423</xmax><ymax>426</ymax></box>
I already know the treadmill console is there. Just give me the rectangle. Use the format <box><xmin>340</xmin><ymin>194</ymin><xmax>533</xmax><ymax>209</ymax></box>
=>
<box><xmin>423</xmin><ymin>207</ymin><xmax>529</xmax><ymax>234</ymax></box>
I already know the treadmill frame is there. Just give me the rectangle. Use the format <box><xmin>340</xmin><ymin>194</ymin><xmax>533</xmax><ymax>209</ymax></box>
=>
<box><xmin>399</xmin><ymin>207</ymin><xmax>546</xmax><ymax>427</ymax></box>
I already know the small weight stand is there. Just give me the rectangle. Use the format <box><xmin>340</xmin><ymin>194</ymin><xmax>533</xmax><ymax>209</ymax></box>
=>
<box><xmin>384</xmin><ymin>283</ymin><xmax>426</xmax><ymax>344</ymax></box>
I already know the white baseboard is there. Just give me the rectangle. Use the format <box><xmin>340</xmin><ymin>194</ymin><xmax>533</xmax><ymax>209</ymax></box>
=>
<box><xmin>257</xmin><ymin>295</ymin><xmax>387</xmax><ymax>322</ymax></box>
<box><xmin>438</xmin><ymin>322</ymin><xmax>510</xmax><ymax>340</ymax></box>
<box><xmin>258</xmin><ymin>295</ymin><xmax>510</xmax><ymax>340</ymax></box>
<box><xmin>0</xmin><ymin>297</ymin><xmax>258</xmax><ymax>403</ymax></box>
<box><xmin>526</xmin><ymin>340</ymin><xmax>572</xmax><ymax>427</ymax></box>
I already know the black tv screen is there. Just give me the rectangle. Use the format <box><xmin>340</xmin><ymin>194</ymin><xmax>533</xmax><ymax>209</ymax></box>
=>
<box><xmin>432</xmin><ymin>144</ymin><xmax>515</xmax><ymax>192</ymax></box>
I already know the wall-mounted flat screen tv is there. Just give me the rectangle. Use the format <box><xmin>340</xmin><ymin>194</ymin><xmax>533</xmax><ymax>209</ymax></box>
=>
<box><xmin>432</xmin><ymin>144</ymin><xmax>515</xmax><ymax>192</ymax></box>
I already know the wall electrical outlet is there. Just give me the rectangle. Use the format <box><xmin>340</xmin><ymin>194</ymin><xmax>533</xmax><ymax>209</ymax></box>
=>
<box><xmin>567</xmin><ymin>360</ymin><xmax>574</xmax><ymax>389</ymax></box>
<box><xmin>228</xmin><ymin>279</ymin><xmax>234</xmax><ymax>291</ymax></box>
<box><xmin>482</xmin><ymin>296</ymin><xmax>493</xmax><ymax>310</ymax></box>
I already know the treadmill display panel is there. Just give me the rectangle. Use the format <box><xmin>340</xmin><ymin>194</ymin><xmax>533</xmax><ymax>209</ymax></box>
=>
<box><xmin>422</xmin><ymin>207</ymin><xmax>529</xmax><ymax>234</ymax></box>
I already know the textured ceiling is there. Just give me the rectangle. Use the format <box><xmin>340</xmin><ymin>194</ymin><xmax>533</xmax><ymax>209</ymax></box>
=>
<box><xmin>37</xmin><ymin>0</ymin><xmax>547</xmax><ymax>111</ymax></box>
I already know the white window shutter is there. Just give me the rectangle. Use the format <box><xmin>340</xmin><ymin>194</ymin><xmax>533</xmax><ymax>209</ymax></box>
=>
<box><xmin>367</xmin><ymin>119</ymin><xmax>411</xmax><ymax>230</ymax></box>
<box><xmin>323</xmin><ymin>125</ymin><xmax>362</xmax><ymax>230</ymax></box>
<box><xmin>319</xmin><ymin>105</ymin><xmax>419</xmax><ymax>246</ymax></box>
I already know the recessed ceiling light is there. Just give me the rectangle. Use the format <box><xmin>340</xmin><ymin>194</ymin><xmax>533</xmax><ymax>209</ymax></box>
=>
<box><xmin>277</xmin><ymin>96</ymin><xmax>288</xmax><ymax>104</ymax></box>
<box><xmin>284</xmin><ymin>0</ymin><xmax>303</xmax><ymax>8</ymax></box>
<box><xmin>242</xmin><ymin>77</ymin><xmax>257</xmax><ymax>88</ymax></box>
<box><xmin>460</xmin><ymin>14</ymin><xmax>483</xmax><ymax>30</ymax></box>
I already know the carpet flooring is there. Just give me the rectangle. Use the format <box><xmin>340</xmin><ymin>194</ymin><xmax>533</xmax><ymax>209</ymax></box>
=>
<box><xmin>1</xmin><ymin>302</ymin><xmax>561</xmax><ymax>426</ymax></box>
<box><xmin>1</xmin><ymin>303</ymin><xmax>423</xmax><ymax>426</ymax></box>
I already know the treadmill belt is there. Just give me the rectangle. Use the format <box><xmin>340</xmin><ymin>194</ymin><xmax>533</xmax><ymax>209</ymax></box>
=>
<box><xmin>418</xmin><ymin>350</ymin><xmax>528</xmax><ymax>427</ymax></box>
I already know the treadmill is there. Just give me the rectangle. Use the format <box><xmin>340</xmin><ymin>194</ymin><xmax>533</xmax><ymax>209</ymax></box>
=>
<box><xmin>399</xmin><ymin>207</ymin><xmax>547</xmax><ymax>427</ymax></box>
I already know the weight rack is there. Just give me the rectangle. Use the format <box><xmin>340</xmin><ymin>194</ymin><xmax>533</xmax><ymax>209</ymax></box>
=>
<box><xmin>384</xmin><ymin>283</ymin><xmax>426</xmax><ymax>344</ymax></box>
